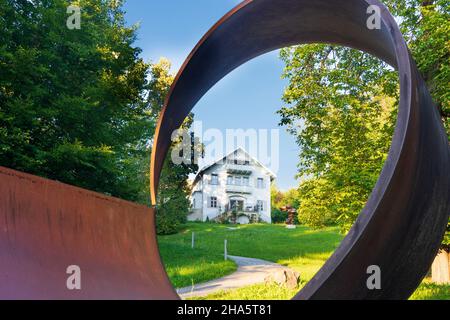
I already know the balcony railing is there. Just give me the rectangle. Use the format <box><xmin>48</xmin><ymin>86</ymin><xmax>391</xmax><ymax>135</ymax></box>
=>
<box><xmin>224</xmin><ymin>204</ymin><xmax>260</xmax><ymax>213</ymax></box>
<box><xmin>225</xmin><ymin>185</ymin><xmax>252</xmax><ymax>194</ymax></box>
<box><xmin>226</xmin><ymin>163</ymin><xmax>253</xmax><ymax>175</ymax></box>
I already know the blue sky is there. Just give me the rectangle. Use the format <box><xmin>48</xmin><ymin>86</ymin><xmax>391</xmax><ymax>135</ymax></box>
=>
<box><xmin>123</xmin><ymin>0</ymin><xmax>299</xmax><ymax>191</ymax></box>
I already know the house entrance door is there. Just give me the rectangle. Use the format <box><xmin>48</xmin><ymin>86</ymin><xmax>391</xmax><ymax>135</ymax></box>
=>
<box><xmin>230</xmin><ymin>200</ymin><xmax>244</xmax><ymax>211</ymax></box>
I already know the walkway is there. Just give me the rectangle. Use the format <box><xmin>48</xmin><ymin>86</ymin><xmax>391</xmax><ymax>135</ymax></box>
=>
<box><xmin>177</xmin><ymin>255</ymin><xmax>293</xmax><ymax>299</ymax></box>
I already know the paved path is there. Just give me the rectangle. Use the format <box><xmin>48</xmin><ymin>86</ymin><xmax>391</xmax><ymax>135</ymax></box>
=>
<box><xmin>177</xmin><ymin>255</ymin><xmax>290</xmax><ymax>299</ymax></box>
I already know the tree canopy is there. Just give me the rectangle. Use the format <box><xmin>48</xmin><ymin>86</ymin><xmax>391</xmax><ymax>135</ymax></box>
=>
<box><xmin>279</xmin><ymin>0</ymin><xmax>449</xmax><ymax>234</ymax></box>
<box><xmin>0</xmin><ymin>0</ymin><xmax>155</xmax><ymax>202</ymax></box>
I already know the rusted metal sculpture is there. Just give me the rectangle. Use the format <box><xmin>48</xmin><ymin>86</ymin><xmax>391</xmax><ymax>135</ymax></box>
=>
<box><xmin>150</xmin><ymin>0</ymin><xmax>450</xmax><ymax>300</ymax></box>
<box><xmin>0</xmin><ymin>167</ymin><xmax>177</xmax><ymax>299</ymax></box>
<box><xmin>280</xmin><ymin>206</ymin><xmax>297</xmax><ymax>227</ymax></box>
<box><xmin>0</xmin><ymin>0</ymin><xmax>449</xmax><ymax>300</ymax></box>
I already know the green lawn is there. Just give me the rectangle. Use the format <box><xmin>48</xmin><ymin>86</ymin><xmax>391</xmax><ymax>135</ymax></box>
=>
<box><xmin>409</xmin><ymin>279</ymin><xmax>450</xmax><ymax>300</ymax></box>
<box><xmin>158</xmin><ymin>222</ymin><xmax>449</xmax><ymax>300</ymax></box>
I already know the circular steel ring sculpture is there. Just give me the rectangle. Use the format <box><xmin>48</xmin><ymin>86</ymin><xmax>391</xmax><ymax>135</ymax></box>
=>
<box><xmin>150</xmin><ymin>0</ymin><xmax>450</xmax><ymax>299</ymax></box>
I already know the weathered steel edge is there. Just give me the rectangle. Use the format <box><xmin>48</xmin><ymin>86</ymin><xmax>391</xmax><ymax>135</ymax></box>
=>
<box><xmin>150</xmin><ymin>0</ymin><xmax>450</xmax><ymax>299</ymax></box>
<box><xmin>0</xmin><ymin>166</ymin><xmax>178</xmax><ymax>299</ymax></box>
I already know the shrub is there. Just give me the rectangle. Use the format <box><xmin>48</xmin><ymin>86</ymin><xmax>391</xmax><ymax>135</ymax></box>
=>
<box><xmin>271</xmin><ymin>208</ymin><xmax>288</xmax><ymax>224</ymax></box>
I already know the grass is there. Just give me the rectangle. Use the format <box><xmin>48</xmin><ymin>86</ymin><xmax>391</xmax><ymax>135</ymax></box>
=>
<box><xmin>157</xmin><ymin>227</ymin><xmax>237</xmax><ymax>288</ymax></box>
<box><xmin>158</xmin><ymin>222</ymin><xmax>449</xmax><ymax>300</ymax></box>
<box><xmin>158</xmin><ymin>222</ymin><xmax>342</xmax><ymax>290</ymax></box>
<box><xmin>409</xmin><ymin>279</ymin><xmax>450</xmax><ymax>300</ymax></box>
<box><xmin>193</xmin><ymin>283</ymin><xmax>298</xmax><ymax>300</ymax></box>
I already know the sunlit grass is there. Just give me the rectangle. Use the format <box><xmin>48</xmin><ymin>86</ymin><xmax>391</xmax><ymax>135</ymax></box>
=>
<box><xmin>410</xmin><ymin>279</ymin><xmax>450</xmax><ymax>300</ymax></box>
<box><xmin>159</xmin><ymin>222</ymin><xmax>449</xmax><ymax>300</ymax></box>
<box><xmin>158</xmin><ymin>223</ymin><xmax>341</xmax><ymax>290</ymax></box>
<box><xmin>192</xmin><ymin>283</ymin><xmax>298</xmax><ymax>300</ymax></box>
<box><xmin>158</xmin><ymin>234</ymin><xmax>236</xmax><ymax>288</ymax></box>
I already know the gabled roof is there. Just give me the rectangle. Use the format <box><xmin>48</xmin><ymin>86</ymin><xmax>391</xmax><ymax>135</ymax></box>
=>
<box><xmin>192</xmin><ymin>147</ymin><xmax>276</xmax><ymax>185</ymax></box>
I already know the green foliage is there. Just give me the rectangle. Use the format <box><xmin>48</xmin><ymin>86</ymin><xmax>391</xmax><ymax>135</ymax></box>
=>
<box><xmin>271</xmin><ymin>185</ymin><xmax>301</xmax><ymax>224</ymax></box>
<box><xmin>0</xmin><ymin>1</ymin><xmax>198</xmax><ymax>234</ymax></box>
<box><xmin>383</xmin><ymin>0</ymin><xmax>450</xmax><ymax>246</ymax></box>
<box><xmin>0</xmin><ymin>0</ymin><xmax>153</xmax><ymax>203</ymax></box>
<box><xmin>156</xmin><ymin>155</ymin><xmax>196</xmax><ymax>235</ymax></box>
<box><xmin>384</xmin><ymin>0</ymin><xmax>450</xmax><ymax>135</ymax></box>
<box><xmin>271</xmin><ymin>185</ymin><xmax>300</xmax><ymax>210</ymax></box>
<box><xmin>279</xmin><ymin>0</ymin><xmax>449</xmax><ymax>234</ymax></box>
<box><xmin>279</xmin><ymin>45</ymin><xmax>398</xmax><ymax>232</ymax></box>
<box><xmin>442</xmin><ymin>220</ymin><xmax>450</xmax><ymax>249</ymax></box>
<box><xmin>271</xmin><ymin>208</ymin><xmax>288</xmax><ymax>224</ymax></box>
<box><xmin>149</xmin><ymin>59</ymin><xmax>199</xmax><ymax>235</ymax></box>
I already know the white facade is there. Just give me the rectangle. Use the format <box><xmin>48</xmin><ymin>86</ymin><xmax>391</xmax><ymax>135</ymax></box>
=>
<box><xmin>189</xmin><ymin>148</ymin><xmax>275</xmax><ymax>224</ymax></box>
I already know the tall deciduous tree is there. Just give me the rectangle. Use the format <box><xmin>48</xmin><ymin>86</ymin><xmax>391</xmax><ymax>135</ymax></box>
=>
<box><xmin>279</xmin><ymin>0</ymin><xmax>449</xmax><ymax>235</ymax></box>
<box><xmin>279</xmin><ymin>45</ymin><xmax>398</xmax><ymax>232</ymax></box>
<box><xmin>279</xmin><ymin>3</ymin><xmax>450</xmax><ymax>290</ymax></box>
<box><xmin>384</xmin><ymin>0</ymin><xmax>449</xmax><ymax>134</ymax></box>
<box><xmin>384</xmin><ymin>1</ymin><xmax>449</xmax><ymax>267</ymax></box>
<box><xmin>148</xmin><ymin>58</ymin><xmax>199</xmax><ymax>235</ymax></box>
<box><xmin>0</xmin><ymin>0</ymin><xmax>153</xmax><ymax>203</ymax></box>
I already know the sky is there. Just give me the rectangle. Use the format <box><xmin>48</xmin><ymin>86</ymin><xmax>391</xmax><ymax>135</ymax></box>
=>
<box><xmin>123</xmin><ymin>0</ymin><xmax>300</xmax><ymax>191</ymax></box>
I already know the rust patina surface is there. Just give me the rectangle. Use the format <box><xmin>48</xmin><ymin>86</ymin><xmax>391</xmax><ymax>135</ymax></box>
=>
<box><xmin>150</xmin><ymin>0</ymin><xmax>450</xmax><ymax>299</ymax></box>
<box><xmin>0</xmin><ymin>167</ymin><xmax>177</xmax><ymax>299</ymax></box>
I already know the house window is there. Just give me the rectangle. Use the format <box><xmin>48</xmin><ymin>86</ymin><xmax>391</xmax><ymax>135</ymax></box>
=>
<box><xmin>211</xmin><ymin>174</ymin><xmax>219</xmax><ymax>185</ymax></box>
<box><xmin>257</xmin><ymin>178</ymin><xmax>264</xmax><ymax>188</ymax></box>
<box><xmin>227</xmin><ymin>176</ymin><xmax>233</xmax><ymax>185</ymax></box>
<box><xmin>210</xmin><ymin>197</ymin><xmax>218</xmax><ymax>208</ymax></box>
<box><xmin>235</xmin><ymin>176</ymin><xmax>242</xmax><ymax>186</ymax></box>
<box><xmin>243</xmin><ymin>177</ymin><xmax>249</xmax><ymax>186</ymax></box>
<box><xmin>257</xmin><ymin>200</ymin><xmax>264</xmax><ymax>212</ymax></box>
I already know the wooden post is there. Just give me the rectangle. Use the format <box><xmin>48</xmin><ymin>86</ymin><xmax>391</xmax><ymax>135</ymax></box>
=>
<box><xmin>191</xmin><ymin>232</ymin><xmax>195</xmax><ymax>249</ymax></box>
<box><xmin>224</xmin><ymin>239</ymin><xmax>228</xmax><ymax>261</ymax></box>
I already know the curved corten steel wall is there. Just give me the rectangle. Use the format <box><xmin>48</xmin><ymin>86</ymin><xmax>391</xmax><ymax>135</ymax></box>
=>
<box><xmin>0</xmin><ymin>167</ymin><xmax>177</xmax><ymax>299</ymax></box>
<box><xmin>151</xmin><ymin>0</ymin><xmax>450</xmax><ymax>299</ymax></box>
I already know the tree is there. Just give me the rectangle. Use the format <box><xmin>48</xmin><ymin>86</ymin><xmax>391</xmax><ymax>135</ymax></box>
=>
<box><xmin>384</xmin><ymin>0</ymin><xmax>449</xmax><ymax>135</ymax></box>
<box><xmin>279</xmin><ymin>0</ymin><xmax>449</xmax><ymax>282</ymax></box>
<box><xmin>383</xmin><ymin>1</ymin><xmax>450</xmax><ymax>272</ymax></box>
<box><xmin>0</xmin><ymin>0</ymin><xmax>153</xmax><ymax>203</ymax></box>
<box><xmin>148</xmin><ymin>59</ymin><xmax>199</xmax><ymax>235</ymax></box>
<box><xmin>279</xmin><ymin>45</ymin><xmax>398</xmax><ymax>232</ymax></box>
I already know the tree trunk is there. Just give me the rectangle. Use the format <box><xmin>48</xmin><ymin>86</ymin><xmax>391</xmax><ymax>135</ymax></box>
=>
<box><xmin>431</xmin><ymin>250</ymin><xmax>450</xmax><ymax>284</ymax></box>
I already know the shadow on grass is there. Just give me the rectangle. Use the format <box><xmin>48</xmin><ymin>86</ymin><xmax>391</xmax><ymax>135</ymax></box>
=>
<box><xmin>158</xmin><ymin>222</ymin><xmax>343</xmax><ymax>289</ymax></box>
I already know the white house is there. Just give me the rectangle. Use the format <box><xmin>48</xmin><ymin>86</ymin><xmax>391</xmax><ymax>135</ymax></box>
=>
<box><xmin>189</xmin><ymin>148</ymin><xmax>276</xmax><ymax>224</ymax></box>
